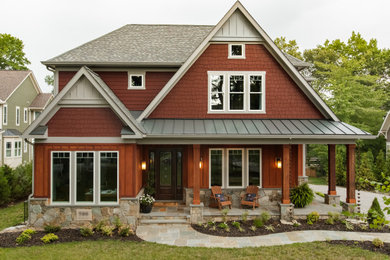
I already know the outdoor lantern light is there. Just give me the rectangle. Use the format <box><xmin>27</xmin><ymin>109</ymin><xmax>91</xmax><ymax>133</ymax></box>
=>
<box><xmin>276</xmin><ymin>157</ymin><xmax>282</xmax><ymax>169</ymax></box>
<box><xmin>199</xmin><ymin>157</ymin><xmax>203</xmax><ymax>169</ymax></box>
<box><xmin>141</xmin><ymin>161</ymin><xmax>147</xmax><ymax>170</ymax></box>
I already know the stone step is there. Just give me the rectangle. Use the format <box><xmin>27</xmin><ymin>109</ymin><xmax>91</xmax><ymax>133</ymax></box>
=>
<box><xmin>139</xmin><ymin>218</ymin><xmax>189</xmax><ymax>225</ymax></box>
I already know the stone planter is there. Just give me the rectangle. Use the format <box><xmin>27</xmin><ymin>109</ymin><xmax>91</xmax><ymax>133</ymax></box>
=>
<box><xmin>140</xmin><ymin>204</ymin><xmax>153</xmax><ymax>213</ymax></box>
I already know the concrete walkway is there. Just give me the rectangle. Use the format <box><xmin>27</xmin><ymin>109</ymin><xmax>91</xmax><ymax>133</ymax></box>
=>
<box><xmin>136</xmin><ymin>224</ymin><xmax>390</xmax><ymax>248</ymax></box>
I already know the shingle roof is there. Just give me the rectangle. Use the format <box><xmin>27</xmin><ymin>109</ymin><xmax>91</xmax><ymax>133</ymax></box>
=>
<box><xmin>3</xmin><ymin>129</ymin><xmax>22</xmax><ymax>137</ymax></box>
<box><xmin>43</xmin><ymin>24</ymin><xmax>310</xmax><ymax>69</ymax></box>
<box><xmin>0</xmin><ymin>70</ymin><xmax>30</xmax><ymax>101</ymax></box>
<box><xmin>29</xmin><ymin>93</ymin><xmax>53</xmax><ymax>109</ymax></box>
<box><xmin>142</xmin><ymin>119</ymin><xmax>373</xmax><ymax>139</ymax></box>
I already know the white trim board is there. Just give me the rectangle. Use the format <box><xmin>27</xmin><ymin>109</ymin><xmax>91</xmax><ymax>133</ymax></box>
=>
<box><xmin>137</xmin><ymin>1</ymin><xmax>338</xmax><ymax>122</ymax></box>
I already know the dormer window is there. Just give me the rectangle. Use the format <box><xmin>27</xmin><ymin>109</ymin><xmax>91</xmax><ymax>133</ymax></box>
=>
<box><xmin>228</xmin><ymin>44</ymin><xmax>245</xmax><ymax>59</ymax></box>
<box><xmin>128</xmin><ymin>73</ymin><xmax>145</xmax><ymax>89</ymax></box>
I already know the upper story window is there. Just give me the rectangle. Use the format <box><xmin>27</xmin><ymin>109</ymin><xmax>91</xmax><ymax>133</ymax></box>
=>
<box><xmin>208</xmin><ymin>71</ymin><xmax>265</xmax><ymax>113</ymax></box>
<box><xmin>128</xmin><ymin>73</ymin><xmax>145</xmax><ymax>89</ymax></box>
<box><xmin>228</xmin><ymin>44</ymin><xmax>245</xmax><ymax>59</ymax></box>
<box><xmin>16</xmin><ymin>106</ymin><xmax>20</xmax><ymax>126</ymax></box>
<box><xmin>3</xmin><ymin>105</ymin><xmax>7</xmax><ymax>125</ymax></box>
<box><xmin>24</xmin><ymin>108</ymin><xmax>28</xmax><ymax>123</ymax></box>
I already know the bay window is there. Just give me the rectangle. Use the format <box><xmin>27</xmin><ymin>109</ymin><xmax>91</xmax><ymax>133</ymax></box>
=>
<box><xmin>209</xmin><ymin>148</ymin><xmax>262</xmax><ymax>188</ymax></box>
<box><xmin>208</xmin><ymin>71</ymin><xmax>265</xmax><ymax>113</ymax></box>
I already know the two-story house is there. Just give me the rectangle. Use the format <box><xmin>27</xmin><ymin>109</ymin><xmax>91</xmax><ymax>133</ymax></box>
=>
<box><xmin>24</xmin><ymin>2</ymin><xmax>374</xmax><ymax>228</ymax></box>
<box><xmin>0</xmin><ymin>70</ymin><xmax>52</xmax><ymax>167</ymax></box>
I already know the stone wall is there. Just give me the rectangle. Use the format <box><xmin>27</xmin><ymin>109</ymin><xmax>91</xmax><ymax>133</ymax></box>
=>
<box><xmin>184</xmin><ymin>188</ymin><xmax>282</xmax><ymax>207</ymax></box>
<box><xmin>29</xmin><ymin>196</ymin><xmax>141</xmax><ymax>229</ymax></box>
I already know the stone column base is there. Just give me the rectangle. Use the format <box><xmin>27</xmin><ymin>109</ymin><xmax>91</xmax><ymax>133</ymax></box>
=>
<box><xmin>298</xmin><ymin>176</ymin><xmax>309</xmax><ymax>185</ymax></box>
<box><xmin>190</xmin><ymin>203</ymin><xmax>204</xmax><ymax>224</ymax></box>
<box><xmin>325</xmin><ymin>194</ymin><xmax>340</xmax><ymax>205</ymax></box>
<box><xmin>341</xmin><ymin>202</ymin><xmax>357</xmax><ymax>213</ymax></box>
<box><xmin>278</xmin><ymin>202</ymin><xmax>294</xmax><ymax>221</ymax></box>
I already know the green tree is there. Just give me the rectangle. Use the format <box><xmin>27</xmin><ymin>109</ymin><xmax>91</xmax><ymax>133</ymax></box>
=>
<box><xmin>374</xmin><ymin>150</ymin><xmax>386</xmax><ymax>181</ymax></box>
<box><xmin>0</xmin><ymin>34</ymin><xmax>30</xmax><ymax>70</ymax></box>
<box><xmin>356</xmin><ymin>151</ymin><xmax>375</xmax><ymax>190</ymax></box>
<box><xmin>45</xmin><ymin>74</ymin><xmax>54</xmax><ymax>86</ymax></box>
<box><xmin>336</xmin><ymin>145</ymin><xmax>346</xmax><ymax>186</ymax></box>
<box><xmin>274</xmin><ymin>36</ymin><xmax>303</xmax><ymax>59</ymax></box>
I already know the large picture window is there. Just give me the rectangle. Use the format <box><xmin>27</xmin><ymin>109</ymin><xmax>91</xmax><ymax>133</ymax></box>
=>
<box><xmin>228</xmin><ymin>149</ymin><xmax>243</xmax><ymax>187</ymax></box>
<box><xmin>208</xmin><ymin>71</ymin><xmax>265</xmax><ymax>113</ymax></box>
<box><xmin>248</xmin><ymin>149</ymin><xmax>261</xmax><ymax>186</ymax></box>
<box><xmin>100</xmin><ymin>152</ymin><xmax>118</xmax><ymax>203</ymax></box>
<box><xmin>209</xmin><ymin>149</ymin><xmax>223</xmax><ymax>186</ymax></box>
<box><xmin>76</xmin><ymin>152</ymin><xmax>94</xmax><ymax>203</ymax></box>
<box><xmin>52</xmin><ymin>152</ymin><xmax>70</xmax><ymax>203</ymax></box>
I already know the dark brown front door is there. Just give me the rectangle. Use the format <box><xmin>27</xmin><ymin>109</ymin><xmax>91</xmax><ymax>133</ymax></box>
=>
<box><xmin>151</xmin><ymin>149</ymin><xmax>183</xmax><ymax>200</ymax></box>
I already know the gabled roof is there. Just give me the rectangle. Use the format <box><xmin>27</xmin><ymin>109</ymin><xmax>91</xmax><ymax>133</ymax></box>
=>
<box><xmin>378</xmin><ymin>111</ymin><xmax>390</xmax><ymax>138</ymax></box>
<box><xmin>138</xmin><ymin>1</ymin><xmax>338</xmax><ymax>122</ymax></box>
<box><xmin>23</xmin><ymin>66</ymin><xmax>144</xmax><ymax>139</ymax></box>
<box><xmin>0</xmin><ymin>70</ymin><xmax>31</xmax><ymax>101</ymax></box>
<box><xmin>29</xmin><ymin>93</ymin><xmax>53</xmax><ymax>109</ymax></box>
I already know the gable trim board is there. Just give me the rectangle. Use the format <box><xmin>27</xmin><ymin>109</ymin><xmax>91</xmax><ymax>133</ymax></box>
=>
<box><xmin>137</xmin><ymin>1</ymin><xmax>338</xmax><ymax>122</ymax></box>
<box><xmin>23</xmin><ymin>66</ymin><xmax>144</xmax><ymax>139</ymax></box>
<box><xmin>1</xmin><ymin>72</ymin><xmax>42</xmax><ymax>102</ymax></box>
<box><xmin>379</xmin><ymin>111</ymin><xmax>390</xmax><ymax>138</ymax></box>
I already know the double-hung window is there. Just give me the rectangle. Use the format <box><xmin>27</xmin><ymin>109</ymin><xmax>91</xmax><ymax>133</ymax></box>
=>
<box><xmin>24</xmin><ymin>108</ymin><xmax>28</xmax><ymax>123</ymax></box>
<box><xmin>209</xmin><ymin>148</ymin><xmax>261</xmax><ymax>188</ymax></box>
<box><xmin>14</xmin><ymin>141</ymin><xmax>21</xmax><ymax>157</ymax></box>
<box><xmin>5</xmin><ymin>142</ymin><xmax>12</xmax><ymax>157</ymax></box>
<box><xmin>208</xmin><ymin>71</ymin><xmax>265</xmax><ymax>113</ymax></box>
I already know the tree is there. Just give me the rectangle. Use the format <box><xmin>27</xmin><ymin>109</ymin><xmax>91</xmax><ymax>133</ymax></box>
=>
<box><xmin>356</xmin><ymin>151</ymin><xmax>375</xmax><ymax>190</ymax></box>
<box><xmin>0</xmin><ymin>34</ymin><xmax>30</xmax><ymax>70</ymax></box>
<box><xmin>374</xmin><ymin>150</ymin><xmax>386</xmax><ymax>181</ymax></box>
<box><xmin>274</xmin><ymin>37</ymin><xmax>303</xmax><ymax>59</ymax></box>
<box><xmin>45</xmin><ymin>74</ymin><xmax>54</xmax><ymax>86</ymax></box>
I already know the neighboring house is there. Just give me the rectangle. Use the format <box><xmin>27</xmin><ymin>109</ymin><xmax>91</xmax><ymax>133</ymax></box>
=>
<box><xmin>379</xmin><ymin>111</ymin><xmax>390</xmax><ymax>154</ymax></box>
<box><xmin>0</xmin><ymin>70</ymin><xmax>52</xmax><ymax>168</ymax></box>
<box><xmin>24</xmin><ymin>2</ymin><xmax>374</xmax><ymax>227</ymax></box>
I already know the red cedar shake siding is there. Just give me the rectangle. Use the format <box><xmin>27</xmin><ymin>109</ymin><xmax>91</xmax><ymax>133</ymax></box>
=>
<box><xmin>149</xmin><ymin>44</ymin><xmax>324</xmax><ymax>119</ymax></box>
<box><xmin>33</xmin><ymin>143</ymin><xmax>142</xmax><ymax>198</ymax></box>
<box><xmin>58</xmin><ymin>71</ymin><xmax>175</xmax><ymax>111</ymax></box>
<box><xmin>47</xmin><ymin>108</ymin><xmax>123</xmax><ymax>137</ymax></box>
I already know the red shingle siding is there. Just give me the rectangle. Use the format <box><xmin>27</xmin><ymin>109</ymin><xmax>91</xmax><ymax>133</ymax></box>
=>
<box><xmin>58</xmin><ymin>71</ymin><xmax>174</xmax><ymax>111</ymax></box>
<box><xmin>47</xmin><ymin>108</ymin><xmax>123</xmax><ymax>137</ymax></box>
<box><xmin>148</xmin><ymin>44</ymin><xmax>324</xmax><ymax>119</ymax></box>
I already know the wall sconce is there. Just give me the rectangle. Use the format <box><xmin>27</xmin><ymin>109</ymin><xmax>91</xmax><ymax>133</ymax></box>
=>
<box><xmin>199</xmin><ymin>157</ymin><xmax>203</xmax><ymax>169</ymax></box>
<box><xmin>141</xmin><ymin>161</ymin><xmax>147</xmax><ymax>171</ymax></box>
<box><xmin>275</xmin><ymin>157</ymin><xmax>282</xmax><ymax>169</ymax></box>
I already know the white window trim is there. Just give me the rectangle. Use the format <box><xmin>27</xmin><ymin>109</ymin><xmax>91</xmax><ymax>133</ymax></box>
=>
<box><xmin>3</xmin><ymin>105</ymin><xmax>7</xmax><ymax>125</ymax></box>
<box><xmin>51</xmin><ymin>151</ymin><xmax>72</xmax><ymax>205</ymax></box>
<box><xmin>15</xmin><ymin>106</ymin><xmax>20</xmax><ymax>126</ymax></box>
<box><xmin>5</xmin><ymin>141</ymin><xmax>12</xmax><ymax>158</ymax></box>
<box><xmin>228</xmin><ymin>43</ymin><xmax>245</xmax><ymax>59</ymax></box>
<box><xmin>227</xmin><ymin>148</ymin><xmax>245</xmax><ymax>188</ymax></box>
<box><xmin>128</xmin><ymin>72</ymin><xmax>145</xmax><ymax>90</ymax></box>
<box><xmin>207</xmin><ymin>71</ymin><xmax>266</xmax><ymax>114</ymax></box>
<box><xmin>247</xmin><ymin>148</ymin><xmax>262</xmax><ymax>188</ymax></box>
<box><xmin>75</xmin><ymin>151</ymin><xmax>96</xmax><ymax>205</ymax></box>
<box><xmin>228</xmin><ymin>74</ymin><xmax>245</xmax><ymax>112</ymax></box>
<box><xmin>24</xmin><ymin>108</ymin><xmax>28</xmax><ymax>123</ymax></box>
<box><xmin>98</xmin><ymin>151</ymin><xmax>119</xmax><ymax>205</ymax></box>
<box><xmin>14</xmin><ymin>141</ymin><xmax>22</xmax><ymax>157</ymax></box>
<box><xmin>208</xmin><ymin>148</ymin><xmax>225</xmax><ymax>188</ymax></box>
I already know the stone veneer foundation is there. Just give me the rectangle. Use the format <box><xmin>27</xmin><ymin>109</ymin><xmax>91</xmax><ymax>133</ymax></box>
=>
<box><xmin>28</xmin><ymin>190</ymin><xmax>143</xmax><ymax>228</ymax></box>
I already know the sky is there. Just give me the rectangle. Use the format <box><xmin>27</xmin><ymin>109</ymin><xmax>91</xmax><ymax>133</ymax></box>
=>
<box><xmin>1</xmin><ymin>0</ymin><xmax>390</xmax><ymax>93</ymax></box>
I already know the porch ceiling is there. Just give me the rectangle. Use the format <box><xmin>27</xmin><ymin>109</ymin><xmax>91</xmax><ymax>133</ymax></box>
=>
<box><xmin>141</xmin><ymin>119</ymin><xmax>373</xmax><ymax>140</ymax></box>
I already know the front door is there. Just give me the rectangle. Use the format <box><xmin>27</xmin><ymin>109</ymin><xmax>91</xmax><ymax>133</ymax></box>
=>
<box><xmin>150</xmin><ymin>149</ymin><xmax>183</xmax><ymax>200</ymax></box>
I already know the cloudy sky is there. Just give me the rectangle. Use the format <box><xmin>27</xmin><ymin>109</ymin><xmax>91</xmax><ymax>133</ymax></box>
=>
<box><xmin>1</xmin><ymin>0</ymin><xmax>390</xmax><ymax>92</ymax></box>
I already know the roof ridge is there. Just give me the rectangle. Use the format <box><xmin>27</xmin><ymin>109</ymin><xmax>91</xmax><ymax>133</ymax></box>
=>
<box><xmin>125</xmin><ymin>24</ymin><xmax>214</xmax><ymax>27</ymax></box>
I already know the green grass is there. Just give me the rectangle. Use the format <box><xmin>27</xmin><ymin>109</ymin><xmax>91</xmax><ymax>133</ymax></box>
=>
<box><xmin>0</xmin><ymin>202</ymin><xmax>25</xmax><ymax>231</ymax></box>
<box><xmin>308</xmin><ymin>176</ymin><xmax>327</xmax><ymax>186</ymax></box>
<box><xmin>0</xmin><ymin>240</ymin><xmax>387</xmax><ymax>260</ymax></box>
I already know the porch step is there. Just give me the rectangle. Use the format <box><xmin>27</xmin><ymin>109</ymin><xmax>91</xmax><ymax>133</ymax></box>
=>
<box><xmin>139</xmin><ymin>218</ymin><xmax>189</xmax><ymax>225</ymax></box>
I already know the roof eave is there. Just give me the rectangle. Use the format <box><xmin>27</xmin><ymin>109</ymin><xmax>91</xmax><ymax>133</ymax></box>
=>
<box><xmin>41</xmin><ymin>61</ymin><xmax>183</xmax><ymax>68</ymax></box>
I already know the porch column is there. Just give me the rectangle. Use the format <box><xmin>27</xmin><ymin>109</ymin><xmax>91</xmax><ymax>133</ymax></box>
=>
<box><xmin>192</xmin><ymin>144</ymin><xmax>201</xmax><ymax>205</ymax></box>
<box><xmin>282</xmin><ymin>144</ymin><xmax>291</xmax><ymax>204</ymax></box>
<box><xmin>279</xmin><ymin>144</ymin><xmax>294</xmax><ymax>221</ymax></box>
<box><xmin>297</xmin><ymin>144</ymin><xmax>308</xmax><ymax>185</ymax></box>
<box><xmin>325</xmin><ymin>144</ymin><xmax>340</xmax><ymax>205</ymax></box>
<box><xmin>346</xmin><ymin>144</ymin><xmax>356</xmax><ymax>204</ymax></box>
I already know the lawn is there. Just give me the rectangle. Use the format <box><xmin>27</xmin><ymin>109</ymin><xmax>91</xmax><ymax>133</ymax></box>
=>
<box><xmin>0</xmin><ymin>240</ymin><xmax>387</xmax><ymax>260</ymax></box>
<box><xmin>0</xmin><ymin>202</ymin><xmax>24</xmax><ymax>231</ymax></box>
<box><xmin>308</xmin><ymin>176</ymin><xmax>328</xmax><ymax>186</ymax></box>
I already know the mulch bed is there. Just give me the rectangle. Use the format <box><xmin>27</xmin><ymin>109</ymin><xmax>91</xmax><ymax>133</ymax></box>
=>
<box><xmin>0</xmin><ymin>228</ymin><xmax>143</xmax><ymax>248</ymax></box>
<box><xmin>328</xmin><ymin>240</ymin><xmax>390</xmax><ymax>255</ymax></box>
<box><xmin>192</xmin><ymin>219</ymin><xmax>390</xmax><ymax>237</ymax></box>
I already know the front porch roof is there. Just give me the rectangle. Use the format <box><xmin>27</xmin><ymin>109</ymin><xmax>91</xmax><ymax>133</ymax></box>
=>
<box><xmin>141</xmin><ymin>119</ymin><xmax>373</xmax><ymax>140</ymax></box>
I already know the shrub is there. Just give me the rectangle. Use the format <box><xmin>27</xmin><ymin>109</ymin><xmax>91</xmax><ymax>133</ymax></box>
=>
<box><xmin>250</xmin><ymin>226</ymin><xmax>256</xmax><ymax>232</ymax></box>
<box><xmin>241</xmin><ymin>210</ymin><xmax>249</xmax><ymax>223</ymax></box>
<box><xmin>372</xmin><ymin>238</ymin><xmax>384</xmax><ymax>248</ymax></box>
<box><xmin>101</xmin><ymin>226</ymin><xmax>114</xmax><ymax>236</ymax></box>
<box><xmin>306</xmin><ymin>211</ymin><xmax>319</xmax><ymax>225</ymax></box>
<box><xmin>221</xmin><ymin>208</ymin><xmax>229</xmax><ymax>223</ymax></box>
<box><xmin>253</xmin><ymin>218</ymin><xmax>264</xmax><ymax>228</ymax></box>
<box><xmin>342</xmin><ymin>220</ymin><xmax>354</xmax><ymax>230</ymax></box>
<box><xmin>367</xmin><ymin>198</ymin><xmax>384</xmax><ymax>224</ymax></box>
<box><xmin>113</xmin><ymin>216</ymin><xmax>122</xmax><ymax>230</ymax></box>
<box><xmin>290</xmin><ymin>183</ymin><xmax>314</xmax><ymax>208</ymax></box>
<box><xmin>218</xmin><ymin>222</ymin><xmax>228</xmax><ymax>229</ymax></box>
<box><xmin>23</xmin><ymin>229</ymin><xmax>36</xmax><ymax>236</ymax></box>
<box><xmin>41</xmin><ymin>233</ymin><xmax>59</xmax><ymax>244</ymax></box>
<box><xmin>80</xmin><ymin>227</ymin><xmax>94</xmax><ymax>237</ymax></box>
<box><xmin>94</xmin><ymin>220</ymin><xmax>107</xmax><ymax>232</ymax></box>
<box><xmin>0</xmin><ymin>167</ymin><xmax>11</xmax><ymax>205</ymax></box>
<box><xmin>232</xmin><ymin>221</ymin><xmax>241</xmax><ymax>229</ymax></box>
<box><xmin>15</xmin><ymin>229</ymin><xmax>36</xmax><ymax>245</ymax></box>
<box><xmin>315</xmin><ymin>192</ymin><xmax>325</xmax><ymax>198</ymax></box>
<box><xmin>326</xmin><ymin>212</ymin><xmax>340</xmax><ymax>225</ymax></box>
<box><xmin>325</xmin><ymin>217</ymin><xmax>334</xmax><ymax>225</ymax></box>
<box><xmin>265</xmin><ymin>225</ymin><xmax>275</xmax><ymax>232</ymax></box>
<box><xmin>118</xmin><ymin>226</ymin><xmax>133</xmax><ymax>237</ymax></box>
<box><xmin>44</xmin><ymin>225</ymin><xmax>61</xmax><ymax>233</ymax></box>
<box><xmin>207</xmin><ymin>221</ymin><xmax>215</xmax><ymax>227</ymax></box>
<box><xmin>356</xmin><ymin>151</ymin><xmax>375</xmax><ymax>190</ymax></box>
<box><xmin>260</xmin><ymin>212</ymin><xmax>271</xmax><ymax>224</ymax></box>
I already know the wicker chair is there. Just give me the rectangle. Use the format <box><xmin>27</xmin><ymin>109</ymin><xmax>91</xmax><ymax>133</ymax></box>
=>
<box><xmin>210</xmin><ymin>186</ymin><xmax>232</xmax><ymax>210</ymax></box>
<box><xmin>240</xmin><ymin>185</ymin><xmax>260</xmax><ymax>209</ymax></box>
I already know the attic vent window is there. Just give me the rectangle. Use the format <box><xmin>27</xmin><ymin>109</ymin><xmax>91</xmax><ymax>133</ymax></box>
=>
<box><xmin>229</xmin><ymin>44</ymin><xmax>245</xmax><ymax>59</ymax></box>
<box><xmin>128</xmin><ymin>73</ymin><xmax>145</xmax><ymax>89</ymax></box>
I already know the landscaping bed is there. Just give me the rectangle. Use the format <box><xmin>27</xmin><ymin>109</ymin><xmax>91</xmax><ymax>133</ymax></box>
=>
<box><xmin>327</xmin><ymin>240</ymin><xmax>390</xmax><ymax>256</ymax></box>
<box><xmin>192</xmin><ymin>219</ymin><xmax>390</xmax><ymax>237</ymax></box>
<box><xmin>0</xmin><ymin>228</ymin><xmax>142</xmax><ymax>248</ymax></box>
